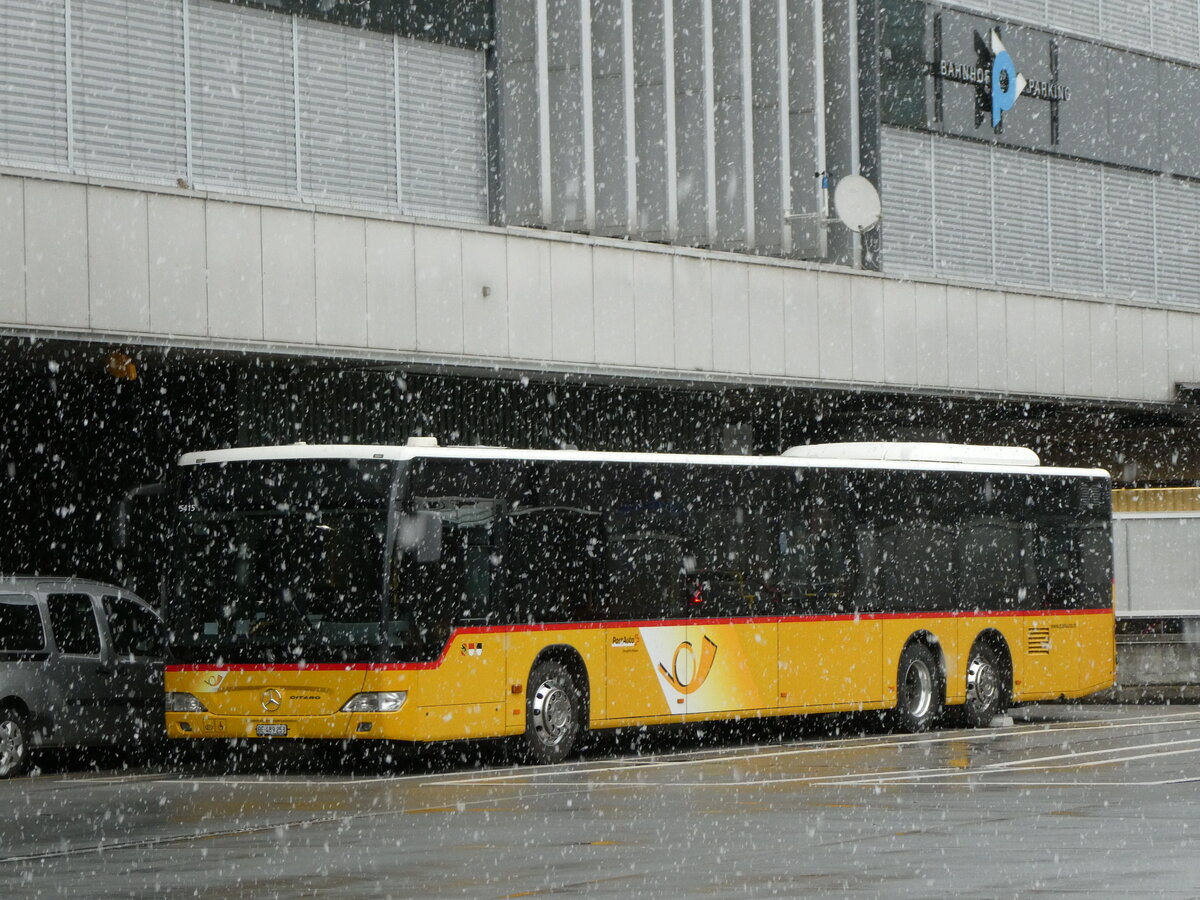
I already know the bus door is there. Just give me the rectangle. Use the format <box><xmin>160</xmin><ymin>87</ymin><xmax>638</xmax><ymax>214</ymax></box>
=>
<box><xmin>394</xmin><ymin>462</ymin><xmax>518</xmax><ymax>712</ymax></box>
<box><xmin>603</xmin><ymin>528</ymin><xmax>686</xmax><ymax>721</ymax></box>
<box><xmin>677</xmin><ymin>472</ymin><xmax>776</xmax><ymax>718</ymax></box>
<box><xmin>601</xmin><ymin>465</ymin><xmax>690</xmax><ymax>721</ymax></box>
<box><xmin>775</xmin><ymin>471</ymin><xmax>882</xmax><ymax>710</ymax></box>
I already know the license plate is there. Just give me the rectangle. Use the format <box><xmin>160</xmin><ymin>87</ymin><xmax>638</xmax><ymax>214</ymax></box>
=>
<box><xmin>256</xmin><ymin>724</ymin><xmax>287</xmax><ymax>737</ymax></box>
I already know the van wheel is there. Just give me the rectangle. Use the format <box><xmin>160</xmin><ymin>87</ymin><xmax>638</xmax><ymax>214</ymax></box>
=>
<box><xmin>894</xmin><ymin>643</ymin><xmax>942</xmax><ymax>733</ymax></box>
<box><xmin>0</xmin><ymin>708</ymin><xmax>29</xmax><ymax>778</ymax></box>
<box><xmin>962</xmin><ymin>642</ymin><xmax>1011</xmax><ymax>727</ymax></box>
<box><xmin>525</xmin><ymin>660</ymin><xmax>584</xmax><ymax>765</ymax></box>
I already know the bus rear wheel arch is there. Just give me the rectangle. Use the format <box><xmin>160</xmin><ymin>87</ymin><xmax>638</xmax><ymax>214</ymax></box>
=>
<box><xmin>894</xmin><ymin>640</ymin><xmax>943</xmax><ymax>733</ymax></box>
<box><xmin>524</xmin><ymin>652</ymin><xmax>588</xmax><ymax>764</ymax></box>
<box><xmin>960</xmin><ymin>634</ymin><xmax>1013</xmax><ymax>727</ymax></box>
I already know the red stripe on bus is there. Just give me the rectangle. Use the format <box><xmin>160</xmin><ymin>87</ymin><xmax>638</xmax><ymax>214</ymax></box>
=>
<box><xmin>165</xmin><ymin>607</ymin><xmax>1113</xmax><ymax>673</ymax></box>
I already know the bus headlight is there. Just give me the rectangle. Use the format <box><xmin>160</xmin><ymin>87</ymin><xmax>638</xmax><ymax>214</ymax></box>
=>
<box><xmin>341</xmin><ymin>691</ymin><xmax>408</xmax><ymax>713</ymax></box>
<box><xmin>166</xmin><ymin>692</ymin><xmax>208</xmax><ymax>713</ymax></box>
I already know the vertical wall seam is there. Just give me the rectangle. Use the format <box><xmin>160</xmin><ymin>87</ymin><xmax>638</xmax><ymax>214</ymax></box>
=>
<box><xmin>258</xmin><ymin>206</ymin><xmax>265</xmax><ymax>340</ymax></box>
<box><xmin>703</xmin><ymin>0</ymin><xmax>716</xmax><ymax>244</ymax></box>
<box><xmin>812</xmin><ymin>0</ymin><xmax>828</xmax><ymax>259</ymax></box>
<box><xmin>20</xmin><ymin>179</ymin><xmax>28</xmax><ymax>325</ymax></box>
<box><xmin>1100</xmin><ymin>167</ymin><xmax>1108</xmax><ymax>295</ymax></box>
<box><xmin>1152</xmin><ymin>176</ymin><xmax>1160</xmax><ymax>302</ymax></box>
<box><xmin>1045</xmin><ymin>156</ymin><xmax>1053</xmax><ymax>291</ymax></box>
<box><xmin>182</xmin><ymin>0</ymin><xmax>194</xmax><ymax>187</ymax></box>
<box><xmin>291</xmin><ymin>17</ymin><xmax>304</xmax><ymax>199</ymax></box>
<box><xmin>64</xmin><ymin>0</ymin><xmax>75</xmax><ymax>173</ymax></box>
<box><xmin>988</xmin><ymin>145</ymin><xmax>996</xmax><ymax>285</ymax></box>
<box><xmin>740</xmin><ymin>0</ymin><xmax>755</xmax><ymax>249</ymax></box>
<box><xmin>622</xmin><ymin>0</ymin><xmax>636</xmax><ymax>234</ymax></box>
<box><xmin>928</xmin><ymin>133</ymin><xmax>937</xmax><ymax>274</ymax></box>
<box><xmin>663</xmin><ymin>0</ymin><xmax>678</xmax><ymax>242</ymax></box>
<box><xmin>394</xmin><ymin>36</ymin><xmax>404</xmax><ymax>213</ymax></box>
<box><xmin>536</xmin><ymin>0</ymin><xmax>552</xmax><ymax>224</ymax></box>
<box><xmin>580</xmin><ymin>0</ymin><xmax>595</xmax><ymax>233</ymax></box>
<box><xmin>144</xmin><ymin>194</ymin><xmax>153</xmax><ymax>332</ymax></box>
<box><xmin>847</xmin><ymin>0</ymin><xmax>860</xmax><ymax>264</ymax></box>
<box><xmin>778</xmin><ymin>0</ymin><xmax>792</xmax><ymax>256</ymax></box>
<box><xmin>83</xmin><ymin>185</ymin><xmax>91</xmax><ymax>329</ymax></box>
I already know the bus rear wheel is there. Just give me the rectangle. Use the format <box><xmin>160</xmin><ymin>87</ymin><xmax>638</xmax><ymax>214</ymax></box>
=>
<box><xmin>961</xmin><ymin>642</ymin><xmax>1011</xmax><ymax>727</ymax></box>
<box><xmin>894</xmin><ymin>643</ymin><xmax>941</xmax><ymax>733</ymax></box>
<box><xmin>525</xmin><ymin>660</ymin><xmax>584</xmax><ymax>765</ymax></box>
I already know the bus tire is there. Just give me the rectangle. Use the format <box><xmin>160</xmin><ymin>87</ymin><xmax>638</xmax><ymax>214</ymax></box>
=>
<box><xmin>961</xmin><ymin>641</ymin><xmax>1011</xmax><ymax>728</ymax></box>
<box><xmin>0</xmin><ymin>707</ymin><xmax>30</xmax><ymax>778</ymax></box>
<box><xmin>525</xmin><ymin>660</ymin><xmax>584</xmax><ymax>765</ymax></box>
<box><xmin>894</xmin><ymin>643</ymin><xmax>941</xmax><ymax>733</ymax></box>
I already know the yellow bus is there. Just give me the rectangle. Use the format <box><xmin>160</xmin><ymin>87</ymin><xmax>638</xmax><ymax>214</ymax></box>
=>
<box><xmin>163</xmin><ymin>440</ymin><xmax>1115</xmax><ymax>763</ymax></box>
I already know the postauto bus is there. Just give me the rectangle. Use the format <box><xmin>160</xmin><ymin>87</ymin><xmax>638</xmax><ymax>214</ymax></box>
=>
<box><xmin>163</xmin><ymin>440</ymin><xmax>1115</xmax><ymax>763</ymax></box>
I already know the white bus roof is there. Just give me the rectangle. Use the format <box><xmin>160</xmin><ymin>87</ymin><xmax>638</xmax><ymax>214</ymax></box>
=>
<box><xmin>782</xmin><ymin>442</ymin><xmax>1041</xmax><ymax>468</ymax></box>
<box><xmin>178</xmin><ymin>441</ymin><xmax>1110</xmax><ymax>480</ymax></box>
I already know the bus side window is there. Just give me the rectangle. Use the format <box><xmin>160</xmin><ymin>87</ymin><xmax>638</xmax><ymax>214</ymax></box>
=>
<box><xmin>502</xmin><ymin>508</ymin><xmax>602</xmax><ymax>624</ymax></box>
<box><xmin>601</xmin><ymin>464</ymin><xmax>688</xmax><ymax>621</ymax></box>
<box><xmin>957</xmin><ymin>520</ymin><xmax>1027</xmax><ymax>611</ymax></box>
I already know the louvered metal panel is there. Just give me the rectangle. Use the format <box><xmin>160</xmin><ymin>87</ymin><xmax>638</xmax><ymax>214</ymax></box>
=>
<box><xmin>0</xmin><ymin>0</ymin><xmax>67</xmax><ymax>169</ymax></box>
<box><xmin>1000</xmin><ymin>0</ymin><xmax>1047</xmax><ymax>27</ymax></box>
<box><xmin>993</xmin><ymin>151</ymin><xmax>1050</xmax><ymax>290</ymax></box>
<box><xmin>880</xmin><ymin>128</ymin><xmax>935</xmax><ymax>278</ymax></box>
<box><xmin>942</xmin><ymin>1</ymin><xmax>991</xmax><ymax>16</ymax></box>
<box><xmin>1103</xmin><ymin>0</ymin><xmax>1153</xmax><ymax>55</ymax></box>
<box><xmin>189</xmin><ymin>0</ymin><xmax>296</xmax><ymax>199</ymax></box>
<box><xmin>1048</xmin><ymin>159</ymin><xmax>1104</xmax><ymax>297</ymax></box>
<box><xmin>1103</xmin><ymin>168</ymin><xmax>1157</xmax><ymax>301</ymax></box>
<box><xmin>70</xmin><ymin>0</ymin><xmax>186</xmax><ymax>183</ymax></box>
<box><xmin>1054</xmin><ymin>0</ymin><xmax>1101</xmax><ymax>40</ymax></box>
<box><xmin>1151</xmin><ymin>0</ymin><xmax>1200</xmax><ymax>63</ymax></box>
<box><xmin>1154</xmin><ymin>177</ymin><xmax>1200</xmax><ymax>305</ymax></box>
<box><xmin>397</xmin><ymin>38</ymin><xmax>488</xmax><ymax>223</ymax></box>
<box><xmin>932</xmin><ymin>137</ymin><xmax>993</xmax><ymax>283</ymax></box>
<box><xmin>297</xmin><ymin>21</ymin><xmax>396</xmax><ymax>211</ymax></box>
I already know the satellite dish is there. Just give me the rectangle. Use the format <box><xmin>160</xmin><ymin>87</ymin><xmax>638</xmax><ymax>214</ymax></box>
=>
<box><xmin>833</xmin><ymin>175</ymin><xmax>881</xmax><ymax>233</ymax></box>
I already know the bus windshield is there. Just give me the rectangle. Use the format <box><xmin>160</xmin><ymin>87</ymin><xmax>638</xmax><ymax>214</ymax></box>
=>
<box><xmin>167</xmin><ymin>459</ymin><xmax>397</xmax><ymax>664</ymax></box>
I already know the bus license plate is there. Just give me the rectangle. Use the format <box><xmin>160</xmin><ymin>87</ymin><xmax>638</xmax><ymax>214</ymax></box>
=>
<box><xmin>256</xmin><ymin>724</ymin><xmax>287</xmax><ymax>737</ymax></box>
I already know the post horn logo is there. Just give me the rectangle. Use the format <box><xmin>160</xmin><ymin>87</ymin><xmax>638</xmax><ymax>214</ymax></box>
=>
<box><xmin>659</xmin><ymin>636</ymin><xmax>719</xmax><ymax>695</ymax></box>
<box><xmin>261</xmin><ymin>688</ymin><xmax>283</xmax><ymax>713</ymax></box>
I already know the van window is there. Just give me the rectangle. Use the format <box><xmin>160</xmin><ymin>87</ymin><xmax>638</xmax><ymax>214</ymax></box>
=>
<box><xmin>103</xmin><ymin>596</ymin><xmax>165</xmax><ymax>658</ymax></box>
<box><xmin>0</xmin><ymin>595</ymin><xmax>45</xmax><ymax>652</ymax></box>
<box><xmin>47</xmin><ymin>593</ymin><xmax>102</xmax><ymax>657</ymax></box>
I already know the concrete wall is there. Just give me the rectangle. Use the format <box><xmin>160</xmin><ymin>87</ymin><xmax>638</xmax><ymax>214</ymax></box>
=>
<box><xmin>0</xmin><ymin>169</ymin><xmax>1196</xmax><ymax>404</ymax></box>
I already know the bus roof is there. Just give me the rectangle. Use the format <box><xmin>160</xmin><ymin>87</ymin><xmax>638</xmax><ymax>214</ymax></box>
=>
<box><xmin>177</xmin><ymin>441</ymin><xmax>1111</xmax><ymax>480</ymax></box>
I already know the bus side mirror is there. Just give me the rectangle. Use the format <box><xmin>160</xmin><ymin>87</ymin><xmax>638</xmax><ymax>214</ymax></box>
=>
<box><xmin>398</xmin><ymin>512</ymin><xmax>442</xmax><ymax>563</ymax></box>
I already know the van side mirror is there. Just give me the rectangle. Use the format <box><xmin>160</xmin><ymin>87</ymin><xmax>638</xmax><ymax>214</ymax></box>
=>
<box><xmin>398</xmin><ymin>512</ymin><xmax>443</xmax><ymax>563</ymax></box>
<box><xmin>111</xmin><ymin>482</ymin><xmax>167</xmax><ymax>549</ymax></box>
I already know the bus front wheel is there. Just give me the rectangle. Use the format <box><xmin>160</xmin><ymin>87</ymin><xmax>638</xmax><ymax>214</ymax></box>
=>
<box><xmin>894</xmin><ymin>643</ymin><xmax>942</xmax><ymax>733</ymax></box>
<box><xmin>525</xmin><ymin>660</ymin><xmax>584</xmax><ymax>764</ymax></box>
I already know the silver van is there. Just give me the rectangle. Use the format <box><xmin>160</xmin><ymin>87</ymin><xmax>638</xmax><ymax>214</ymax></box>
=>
<box><xmin>0</xmin><ymin>577</ymin><xmax>165</xmax><ymax>777</ymax></box>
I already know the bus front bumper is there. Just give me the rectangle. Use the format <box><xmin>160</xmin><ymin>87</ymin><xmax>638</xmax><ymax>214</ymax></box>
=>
<box><xmin>166</xmin><ymin>711</ymin><xmax>407</xmax><ymax>740</ymax></box>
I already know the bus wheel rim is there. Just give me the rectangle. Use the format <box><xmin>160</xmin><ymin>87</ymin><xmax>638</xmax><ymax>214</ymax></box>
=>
<box><xmin>905</xmin><ymin>661</ymin><xmax>933</xmax><ymax>719</ymax></box>
<box><xmin>966</xmin><ymin>657</ymin><xmax>998</xmax><ymax>708</ymax></box>
<box><xmin>533</xmin><ymin>681</ymin><xmax>573</xmax><ymax>746</ymax></box>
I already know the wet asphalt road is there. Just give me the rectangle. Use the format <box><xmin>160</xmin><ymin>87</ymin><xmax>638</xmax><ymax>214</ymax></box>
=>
<box><xmin>2</xmin><ymin>705</ymin><xmax>1200</xmax><ymax>898</ymax></box>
